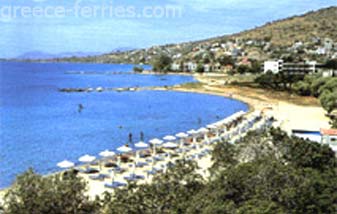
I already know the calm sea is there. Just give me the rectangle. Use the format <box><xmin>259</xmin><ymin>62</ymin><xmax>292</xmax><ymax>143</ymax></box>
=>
<box><xmin>0</xmin><ymin>62</ymin><xmax>248</xmax><ymax>188</ymax></box>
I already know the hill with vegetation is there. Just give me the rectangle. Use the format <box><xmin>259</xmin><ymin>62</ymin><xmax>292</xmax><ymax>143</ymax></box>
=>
<box><xmin>46</xmin><ymin>6</ymin><xmax>337</xmax><ymax>66</ymax></box>
<box><xmin>229</xmin><ymin>6</ymin><xmax>337</xmax><ymax>46</ymax></box>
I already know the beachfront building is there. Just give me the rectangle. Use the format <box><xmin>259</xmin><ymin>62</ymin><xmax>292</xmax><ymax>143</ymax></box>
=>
<box><xmin>264</xmin><ymin>60</ymin><xmax>319</xmax><ymax>74</ymax></box>
<box><xmin>171</xmin><ymin>63</ymin><xmax>181</xmax><ymax>71</ymax></box>
<box><xmin>204</xmin><ymin>63</ymin><xmax>223</xmax><ymax>73</ymax></box>
<box><xmin>321</xmin><ymin>129</ymin><xmax>337</xmax><ymax>146</ymax></box>
<box><xmin>184</xmin><ymin>62</ymin><xmax>197</xmax><ymax>72</ymax></box>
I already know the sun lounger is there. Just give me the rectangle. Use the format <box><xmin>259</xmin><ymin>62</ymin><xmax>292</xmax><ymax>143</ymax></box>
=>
<box><xmin>124</xmin><ymin>174</ymin><xmax>145</xmax><ymax>181</ymax></box>
<box><xmin>79</xmin><ymin>168</ymin><xmax>99</xmax><ymax>174</ymax></box>
<box><xmin>104</xmin><ymin>181</ymin><xmax>127</xmax><ymax>189</ymax></box>
<box><xmin>136</xmin><ymin>162</ymin><xmax>148</xmax><ymax>168</ymax></box>
<box><xmin>89</xmin><ymin>173</ymin><xmax>110</xmax><ymax>181</ymax></box>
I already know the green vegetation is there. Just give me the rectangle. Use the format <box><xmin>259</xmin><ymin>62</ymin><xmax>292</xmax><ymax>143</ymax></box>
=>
<box><xmin>196</xmin><ymin>63</ymin><xmax>205</xmax><ymax>73</ymax></box>
<box><xmin>47</xmin><ymin>7</ymin><xmax>337</xmax><ymax>66</ymax></box>
<box><xmin>179</xmin><ymin>81</ymin><xmax>203</xmax><ymax>89</ymax></box>
<box><xmin>2</xmin><ymin>129</ymin><xmax>337</xmax><ymax>213</ymax></box>
<box><xmin>151</xmin><ymin>54</ymin><xmax>172</xmax><ymax>72</ymax></box>
<box><xmin>132</xmin><ymin>66</ymin><xmax>144</xmax><ymax>73</ymax></box>
<box><xmin>324</xmin><ymin>59</ymin><xmax>337</xmax><ymax>70</ymax></box>
<box><xmin>2</xmin><ymin>169</ymin><xmax>98</xmax><ymax>214</ymax></box>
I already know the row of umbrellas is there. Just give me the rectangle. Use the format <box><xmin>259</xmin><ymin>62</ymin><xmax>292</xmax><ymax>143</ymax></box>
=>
<box><xmin>56</xmin><ymin>111</ymin><xmax>247</xmax><ymax>169</ymax></box>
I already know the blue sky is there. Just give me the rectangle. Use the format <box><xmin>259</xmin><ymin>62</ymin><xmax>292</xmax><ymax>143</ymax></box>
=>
<box><xmin>0</xmin><ymin>0</ymin><xmax>336</xmax><ymax>58</ymax></box>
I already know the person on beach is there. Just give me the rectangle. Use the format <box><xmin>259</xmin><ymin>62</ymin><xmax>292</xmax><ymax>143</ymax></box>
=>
<box><xmin>140</xmin><ymin>131</ymin><xmax>144</xmax><ymax>142</ymax></box>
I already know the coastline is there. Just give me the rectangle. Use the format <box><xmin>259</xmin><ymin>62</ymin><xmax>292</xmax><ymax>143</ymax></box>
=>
<box><xmin>171</xmin><ymin>74</ymin><xmax>330</xmax><ymax>133</ymax></box>
<box><xmin>0</xmin><ymin>72</ymin><xmax>331</xmax><ymax>201</ymax></box>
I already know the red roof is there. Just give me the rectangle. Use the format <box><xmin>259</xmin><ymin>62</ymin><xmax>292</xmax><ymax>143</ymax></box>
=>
<box><xmin>320</xmin><ymin>128</ymin><xmax>337</xmax><ymax>136</ymax></box>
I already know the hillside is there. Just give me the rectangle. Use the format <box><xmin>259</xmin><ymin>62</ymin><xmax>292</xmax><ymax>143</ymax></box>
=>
<box><xmin>230</xmin><ymin>6</ymin><xmax>337</xmax><ymax>46</ymax></box>
<box><xmin>50</xmin><ymin>6</ymin><xmax>337</xmax><ymax>65</ymax></box>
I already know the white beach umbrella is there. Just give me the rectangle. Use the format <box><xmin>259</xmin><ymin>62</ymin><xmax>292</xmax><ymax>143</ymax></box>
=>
<box><xmin>135</xmin><ymin>141</ymin><xmax>149</xmax><ymax>148</ymax></box>
<box><xmin>187</xmin><ymin>129</ymin><xmax>198</xmax><ymax>143</ymax></box>
<box><xmin>149</xmin><ymin>138</ymin><xmax>163</xmax><ymax>155</ymax></box>
<box><xmin>207</xmin><ymin>124</ymin><xmax>218</xmax><ymax>129</ymax></box>
<box><xmin>176</xmin><ymin>132</ymin><xmax>188</xmax><ymax>138</ymax></box>
<box><xmin>117</xmin><ymin>145</ymin><xmax>132</xmax><ymax>153</ymax></box>
<box><xmin>162</xmin><ymin>142</ymin><xmax>178</xmax><ymax>149</ymax></box>
<box><xmin>116</xmin><ymin>145</ymin><xmax>132</xmax><ymax>166</ymax></box>
<box><xmin>149</xmin><ymin>138</ymin><xmax>163</xmax><ymax>145</ymax></box>
<box><xmin>57</xmin><ymin>160</ymin><xmax>75</xmax><ymax>169</ymax></box>
<box><xmin>187</xmin><ymin>129</ymin><xmax>198</xmax><ymax>135</ymax></box>
<box><xmin>99</xmin><ymin>150</ymin><xmax>115</xmax><ymax>158</ymax></box>
<box><xmin>78</xmin><ymin>154</ymin><xmax>96</xmax><ymax>163</ymax></box>
<box><xmin>176</xmin><ymin>132</ymin><xmax>189</xmax><ymax>147</ymax></box>
<box><xmin>198</xmin><ymin>128</ymin><xmax>210</xmax><ymax>144</ymax></box>
<box><xmin>163</xmin><ymin>135</ymin><xmax>176</xmax><ymax>141</ymax></box>
<box><xmin>98</xmin><ymin>150</ymin><xmax>115</xmax><ymax>170</ymax></box>
<box><xmin>135</xmin><ymin>141</ymin><xmax>149</xmax><ymax>163</ymax></box>
<box><xmin>198</xmin><ymin>128</ymin><xmax>209</xmax><ymax>133</ymax></box>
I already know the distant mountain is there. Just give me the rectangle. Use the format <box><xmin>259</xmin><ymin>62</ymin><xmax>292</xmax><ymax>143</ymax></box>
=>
<box><xmin>14</xmin><ymin>47</ymin><xmax>136</xmax><ymax>61</ymax></box>
<box><xmin>16</xmin><ymin>51</ymin><xmax>57</xmax><ymax>60</ymax></box>
<box><xmin>53</xmin><ymin>6</ymin><xmax>337</xmax><ymax>64</ymax></box>
<box><xmin>15</xmin><ymin>51</ymin><xmax>103</xmax><ymax>60</ymax></box>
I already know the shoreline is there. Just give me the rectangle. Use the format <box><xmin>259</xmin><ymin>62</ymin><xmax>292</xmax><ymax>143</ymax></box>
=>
<box><xmin>0</xmin><ymin>72</ymin><xmax>331</xmax><ymax>201</ymax></box>
<box><xmin>172</xmin><ymin>74</ymin><xmax>330</xmax><ymax>133</ymax></box>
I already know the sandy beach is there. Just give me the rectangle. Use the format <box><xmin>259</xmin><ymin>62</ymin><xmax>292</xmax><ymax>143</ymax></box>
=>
<box><xmin>173</xmin><ymin>74</ymin><xmax>330</xmax><ymax>133</ymax></box>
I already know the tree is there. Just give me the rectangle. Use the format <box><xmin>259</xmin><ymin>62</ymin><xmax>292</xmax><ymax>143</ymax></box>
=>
<box><xmin>133</xmin><ymin>66</ymin><xmax>144</xmax><ymax>73</ymax></box>
<box><xmin>217</xmin><ymin>55</ymin><xmax>235</xmax><ymax>66</ymax></box>
<box><xmin>237</xmin><ymin>65</ymin><xmax>250</xmax><ymax>74</ymax></box>
<box><xmin>324</xmin><ymin>59</ymin><xmax>337</xmax><ymax>70</ymax></box>
<box><xmin>152</xmin><ymin>54</ymin><xmax>172</xmax><ymax>72</ymax></box>
<box><xmin>3</xmin><ymin>169</ymin><xmax>98</xmax><ymax>214</ymax></box>
<box><xmin>103</xmin><ymin>160</ymin><xmax>204</xmax><ymax>214</ymax></box>
<box><xmin>319</xmin><ymin>89</ymin><xmax>337</xmax><ymax>113</ymax></box>
<box><xmin>196</xmin><ymin>63</ymin><xmax>205</xmax><ymax>73</ymax></box>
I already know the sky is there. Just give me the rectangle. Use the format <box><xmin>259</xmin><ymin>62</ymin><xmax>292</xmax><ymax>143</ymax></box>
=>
<box><xmin>0</xmin><ymin>0</ymin><xmax>336</xmax><ymax>58</ymax></box>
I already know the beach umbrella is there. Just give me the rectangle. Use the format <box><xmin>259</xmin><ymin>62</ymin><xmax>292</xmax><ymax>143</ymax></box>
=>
<box><xmin>99</xmin><ymin>150</ymin><xmax>115</xmax><ymax>170</ymax></box>
<box><xmin>117</xmin><ymin>145</ymin><xmax>132</xmax><ymax>153</ymax></box>
<box><xmin>99</xmin><ymin>150</ymin><xmax>115</xmax><ymax>158</ymax></box>
<box><xmin>198</xmin><ymin>127</ymin><xmax>209</xmax><ymax>133</ymax></box>
<box><xmin>78</xmin><ymin>155</ymin><xmax>96</xmax><ymax>170</ymax></box>
<box><xmin>149</xmin><ymin>138</ymin><xmax>163</xmax><ymax>145</ymax></box>
<box><xmin>135</xmin><ymin>141</ymin><xmax>149</xmax><ymax>163</ymax></box>
<box><xmin>163</xmin><ymin>135</ymin><xmax>176</xmax><ymax>141</ymax></box>
<box><xmin>198</xmin><ymin>128</ymin><xmax>210</xmax><ymax>145</ymax></box>
<box><xmin>176</xmin><ymin>132</ymin><xmax>189</xmax><ymax>147</ymax></box>
<box><xmin>78</xmin><ymin>154</ymin><xmax>96</xmax><ymax>163</ymax></box>
<box><xmin>135</xmin><ymin>141</ymin><xmax>149</xmax><ymax>148</ymax></box>
<box><xmin>149</xmin><ymin>138</ymin><xmax>163</xmax><ymax>155</ymax></box>
<box><xmin>57</xmin><ymin>160</ymin><xmax>75</xmax><ymax>169</ymax></box>
<box><xmin>117</xmin><ymin>145</ymin><xmax>133</xmax><ymax>166</ymax></box>
<box><xmin>207</xmin><ymin>124</ymin><xmax>220</xmax><ymax>137</ymax></box>
<box><xmin>176</xmin><ymin>132</ymin><xmax>188</xmax><ymax>138</ymax></box>
<box><xmin>187</xmin><ymin>129</ymin><xmax>198</xmax><ymax>144</ymax></box>
<box><xmin>162</xmin><ymin>142</ymin><xmax>178</xmax><ymax>149</ymax></box>
<box><xmin>207</xmin><ymin>124</ymin><xmax>218</xmax><ymax>129</ymax></box>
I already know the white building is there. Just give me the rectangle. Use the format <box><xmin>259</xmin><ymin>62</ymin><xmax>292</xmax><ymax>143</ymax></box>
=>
<box><xmin>321</xmin><ymin>129</ymin><xmax>337</xmax><ymax>153</ymax></box>
<box><xmin>171</xmin><ymin>63</ymin><xmax>181</xmax><ymax>71</ymax></box>
<box><xmin>264</xmin><ymin>60</ymin><xmax>318</xmax><ymax>74</ymax></box>
<box><xmin>184</xmin><ymin>62</ymin><xmax>197</xmax><ymax>72</ymax></box>
<box><xmin>264</xmin><ymin>60</ymin><xmax>283</xmax><ymax>74</ymax></box>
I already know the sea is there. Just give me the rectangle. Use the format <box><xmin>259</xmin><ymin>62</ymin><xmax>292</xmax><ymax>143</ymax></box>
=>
<box><xmin>0</xmin><ymin>62</ymin><xmax>248</xmax><ymax>188</ymax></box>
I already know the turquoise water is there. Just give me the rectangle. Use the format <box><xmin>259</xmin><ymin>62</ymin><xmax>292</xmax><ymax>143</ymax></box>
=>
<box><xmin>0</xmin><ymin>62</ymin><xmax>248</xmax><ymax>188</ymax></box>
